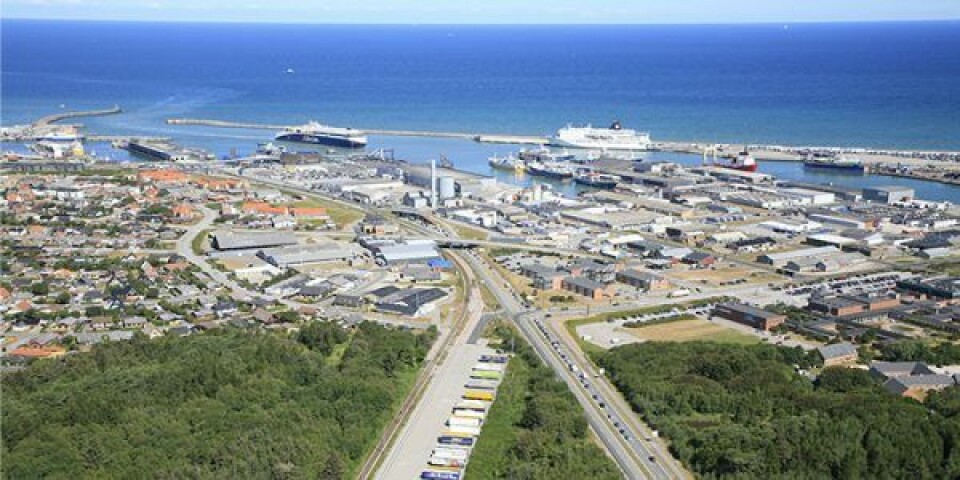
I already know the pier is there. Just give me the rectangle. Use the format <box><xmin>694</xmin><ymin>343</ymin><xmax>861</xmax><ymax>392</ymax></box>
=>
<box><xmin>33</xmin><ymin>105</ymin><xmax>122</xmax><ymax>127</ymax></box>
<box><xmin>166</xmin><ymin>117</ymin><xmax>551</xmax><ymax>145</ymax></box>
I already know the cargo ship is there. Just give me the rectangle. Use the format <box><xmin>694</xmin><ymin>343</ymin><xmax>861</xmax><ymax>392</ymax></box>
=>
<box><xmin>713</xmin><ymin>149</ymin><xmax>758</xmax><ymax>172</ymax></box>
<box><xmin>526</xmin><ymin>161</ymin><xmax>574</xmax><ymax>180</ymax></box>
<box><xmin>551</xmin><ymin>121</ymin><xmax>652</xmax><ymax>151</ymax></box>
<box><xmin>488</xmin><ymin>153</ymin><xmax>524</xmax><ymax>172</ymax></box>
<box><xmin>803</xmin><ymin>151</ymin><xmax>867</xmax><ymax>174</ymax></box>
<box><xmin>573</xmin><ymin>170</ymin><xmax>620</xmax><ymax>189</ymax></box>
<box><xmin>275</xmin><ymin>122</ymin><xmax>367</xmax><ymax>148</ymax></box>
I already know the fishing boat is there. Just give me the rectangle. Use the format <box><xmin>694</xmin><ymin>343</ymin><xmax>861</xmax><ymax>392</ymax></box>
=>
<box><xmin>526</xmin><ymin>161</ymin><xmax>574</xmax><ymax>180</ymax></box>
<box><xmin>488</xmin><ymin>153</ymin><xmax>525</xmax><ymax>172</ymax></box>
<box><xmin>573</xmin><ymin>169</ymin><xmax>620</xmax><ymax>189</ymax></box>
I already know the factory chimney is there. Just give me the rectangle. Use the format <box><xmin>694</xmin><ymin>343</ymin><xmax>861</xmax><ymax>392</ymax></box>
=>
<box><xmin>430</xmin><ymin>159</ymin><xmax>438</xmax><ymax>208</ymax></box>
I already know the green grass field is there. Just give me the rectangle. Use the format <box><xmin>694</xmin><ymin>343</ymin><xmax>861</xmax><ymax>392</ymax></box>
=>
<box><xmin>624</xmin><ymin>318</ymin><xmax>759</xmax><ymax>345</ymax></box>
<box><xmin>292</xmin><ymin>198</ymin><xmax>364</xmax><ymax>229</ymax></box>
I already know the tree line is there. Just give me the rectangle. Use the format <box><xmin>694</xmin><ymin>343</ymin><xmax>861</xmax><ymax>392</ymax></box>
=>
<box><xmin>465</xmin><ymin>324</ymin><xmax>621</xmax><ymax>479</ymax></box>
<box><xmin>597</xmin><ymin>341</ymin><xmax>960</xmax><ymax>479</ymax></box>
<box><xmin>2</xmin><ymin>321</ymin><xmax>436</xmax><ymax>479</ymax></box>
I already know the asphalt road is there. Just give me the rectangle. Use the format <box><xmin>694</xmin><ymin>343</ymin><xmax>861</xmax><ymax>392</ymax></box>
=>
<box><xmin>230</xmin><ymin>171</ymin><xmax>688</xmax><ymax>478</ymax></box>
<box><xmin>174</xmin><ymin>205</ymin><xmax>302</xmax><ymax>308</ymax></box>
<box><xmin>461</xmin><ymin>249</ymin><xmax>678</xmax><ymax>480</ymax></box>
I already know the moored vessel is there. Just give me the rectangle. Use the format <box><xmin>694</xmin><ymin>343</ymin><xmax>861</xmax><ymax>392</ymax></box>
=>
<box><xmin>488</xmin><ymin>153</ymin><xmax>525</xmax><ymax>172</ymax></box>
<box><xmin>573</xmin><ymin>170</ymin><xmax>620</xmax><ymax>189</ymax></box>
<box><xmin>551</xmin><ymin>121</ymin><xmax>652</xmax><ymax>151</ymax></box>
<box><xmin>275</xmin><ymin>122</ymin><xmax>367</xmax><ymax>148</ymax></box>
<box><xmin>526</xmin><ymin>161</ymin><xmax>574</xmax><ymax>180</ymax></box>
<box><xmin>802</xmin><ymin>151</ymin><xmax>866</xmax><ymax>173</ymax></box>
<box><xmin>713</xmin><ymin>148</ymin><xmax>758</xmax><ymax>172</ymax></box>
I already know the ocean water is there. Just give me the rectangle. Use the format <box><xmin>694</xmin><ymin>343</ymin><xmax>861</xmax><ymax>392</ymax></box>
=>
<box><xmin>3</xmin><ymin>20</ymin><xmax>960</xmax><ymax>200</ymax></box>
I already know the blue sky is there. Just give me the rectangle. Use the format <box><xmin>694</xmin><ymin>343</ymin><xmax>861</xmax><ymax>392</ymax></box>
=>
<box><xmin>3</xmin><ymin>0</ymin><xmax>960</xmax><ymax>24</ymax></box>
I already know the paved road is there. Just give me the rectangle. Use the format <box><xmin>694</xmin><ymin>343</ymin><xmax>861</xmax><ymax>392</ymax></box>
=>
<box><xmin>174</xmin><ymin>206</ymin><xmax>302</xmax><ymax>308</ymax></box>
<box><xmin>229</xmin><ymin>170</ymin><xmax>684</xmax><ymax>478</ymax></box>
<box><xmin>461</xmin><ymin>248</ymin><xmax>677</xmax><ymax>480</ymax></box>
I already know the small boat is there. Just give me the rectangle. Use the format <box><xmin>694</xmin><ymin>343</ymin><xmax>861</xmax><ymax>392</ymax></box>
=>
<box><xmin>286</xmin><ymin>68</ymin><xmax>295</xmax><ymax>74</ymax></box>
<box><xmin>573</xmin><ymin>170</ymin><xmax>620</xmax><ymax>189</ymax></box>
<box><xmin>526</xmin><ymin>161</ymin><xmax>574</xmax><ymax>180</ymax></box>
<box><xmin>488</xmin><ymin>153</ymin><xmax>525</xmax><ymax>172</ymax></box>
<box><xmin>517</xmin><ymin>146</ymin><xmax>576</xmax><ymax>163</ymax></box>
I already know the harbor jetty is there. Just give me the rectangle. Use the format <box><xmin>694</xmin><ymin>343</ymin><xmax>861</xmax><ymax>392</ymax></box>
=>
<box><xmin>166</xmin><ymin>117</ymin><xmax>551</xmax><ymax>145</ymax></box>
<box><xmin>33</xmin><ymin>105</ymin><xmax>122</xmax><ymax>127</ymax></box>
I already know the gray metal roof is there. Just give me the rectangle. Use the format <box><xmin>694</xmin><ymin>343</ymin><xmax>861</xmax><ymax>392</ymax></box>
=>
<box><xmin>817</xmin><ymin>342</ymin><xmax>858</xmax><ymax>360</ymax></box>
<box><xmin>213</xmin><ymin>230</ymin><xmax>298</xmax><ymax>250</ymax></box>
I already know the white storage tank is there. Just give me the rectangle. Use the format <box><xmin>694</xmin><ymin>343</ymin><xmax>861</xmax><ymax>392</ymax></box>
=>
<box><xmin>439</xmin><ymin>176</ymin><xmax>456</xmax><ymax>199</ymax></box>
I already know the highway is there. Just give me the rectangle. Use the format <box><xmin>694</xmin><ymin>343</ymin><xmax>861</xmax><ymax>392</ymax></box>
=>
<box><xmin>461</xmin><ymin>249</ymin><xmax>679</xmax><ymax>479</ymax></box>
<box><xmin>416</xmin><ymin>213</ymin><xmax>686</xmax><ymax>479</ymax></box>
<box><xmin>229</xmin><ymin>170</ymin><xmax>689</xmax><ymax>478</ymax></box>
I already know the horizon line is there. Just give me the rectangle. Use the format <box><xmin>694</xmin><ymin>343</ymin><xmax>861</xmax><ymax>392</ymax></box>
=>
<box><xmin>2</xmin><ymin>17</ymin><xmax>959</xmax><ymax>26</ymax></box>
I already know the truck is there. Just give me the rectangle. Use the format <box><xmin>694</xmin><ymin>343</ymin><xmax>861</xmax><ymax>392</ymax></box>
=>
<box><xmin>437</xmin><ymin>436</ymin><xmax>475</xmax><ymax>447</ymax></box>
<box><xmin>428</xmin><ymin>456</ymin><xmax>466</xmax><ymax>468</ymax></box>
<box><xmin>464</xmin><ymin>379</ymin><xmax>499</xmax><ymax>390</ymax></box>
<box><xmin>452</xmin><ymin>408</ymin><xmax>486</xmax><ymax>420</ymax></box>
<box><xmin>479</xmin><ymin>354</ymin><xmax>508</xmax><ymax>364</ymax></box>
<box><xmin>668</xmin><ymin>289</ymin><xmax>691</xmax><ymax>298</ymax></box>
<box><xmin>448</xmin><ymin>416</ymin><xmax>482</xmax><ymax>428</ymax></box>
<box><xmin>433</xmin><ymin>447</ymin><xmax>470</xmax><ymax>460</ymax></box>
<box><xmin>454</xmin><ymin>400</ymin><xmax>488</xmax><ymax>412</ymax></box>
<box><xmin>421</xmin><ymin>469</ymin><xmax>461</xmax><ymax>480</ymax></box>
<box><xmin>463</xmin><ymin>390</ymin><xmax>495</xmax><ymax>402</ymax></box>
<box><xmin>473</xmin><ymin>363</ymin><xmax>505</xmax><ymax>372</ymax></box>
<box><xmin>470</xmin><ymin>370</ymin><xmax>501</xmax><ymax>380</ymax></box>
<box><xmin>444</xmin><ymin>425</ymin><xmax>482</xmax><ymax>437</ymax></box>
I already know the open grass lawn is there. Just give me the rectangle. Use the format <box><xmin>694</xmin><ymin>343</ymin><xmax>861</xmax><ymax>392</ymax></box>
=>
<box><xmin>625</xmin><ymin>318</ymin><xmax>759</xmax><ymax>345</ymax></box>
<box><xmin>292</xmin><ymin>198</ymin><xmax>364</xmax><ymax>229</ymax></box>
<box><xmin>448</xmin><ymin>221</ymin><xmax>489</xmax><ymax>241</ymax></box>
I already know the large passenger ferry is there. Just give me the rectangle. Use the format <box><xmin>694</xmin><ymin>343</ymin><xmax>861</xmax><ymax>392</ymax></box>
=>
<box><xmin>275</xmin><ymin>122</ymin><xmax>367</xmax><ymax>148</ymax></box>
<box><xmin>550</xmin><ymin>121</ymin><xmax>652</xmax><ymax>151</ymax></box>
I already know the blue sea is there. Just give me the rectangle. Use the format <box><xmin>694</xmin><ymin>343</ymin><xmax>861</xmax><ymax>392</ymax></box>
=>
<box><xmin>3</xmin><ymin>20</ymin><xmax>960</xmax><ymax>199</ymax></box>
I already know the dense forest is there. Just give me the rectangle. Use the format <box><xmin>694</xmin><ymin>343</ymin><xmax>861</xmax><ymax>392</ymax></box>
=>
<box><xmin>2</xmin><ymin>322</ymin><xmax>436</xmax><ymax>479</ymax></box>
<box><xmin>466</xmin><ymin>325</ymin><xmax>621</xmax><ymax>479</ymax></box>
<box><xmin>597</xmin><ymin>342</ymin><xmax>960</xmax><ymax>479</ymax></box>
<box><xmin>878</xmin><ymin>340</ymin><xmax>960</xmax><ymax>366</ymax></box>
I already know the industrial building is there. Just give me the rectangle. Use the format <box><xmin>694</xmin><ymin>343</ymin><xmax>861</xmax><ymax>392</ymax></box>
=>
<box><xmin>712</xmin><ymin>303</ymin><xmax>787</xmax><ymax>331</ymax></box>
<box><xmin>212</xmin><ymin>231</ymin><xmax>298</xmax><ymax>251</ymax></box>
<box><xmin>257</xmin><ymin>243</ymin><xmax>364</xmax><ymax>267</ymax></box>
<box><xmin>864</xmin><ymin>186</ymin><xmax>915</xmax><ymax>204</ymax></box>
<box><xmin>369</xmin><ymin>286</ymin><xmax>448</xmax><ymax>316</ymax></box>
<box><xmin>361</xmin><ymin>238</ymin><xmax>442</xmax><ymax>266</ymax></box>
